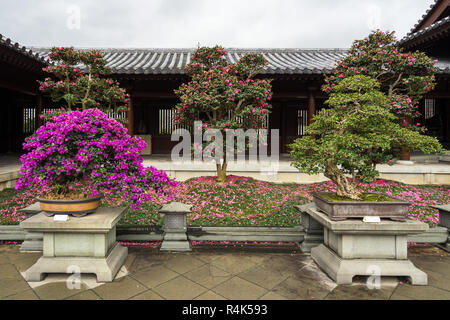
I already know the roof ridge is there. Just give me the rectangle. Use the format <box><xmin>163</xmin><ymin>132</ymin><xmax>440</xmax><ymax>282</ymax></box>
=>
<box><xmin>29</xmin><ymin>46</ymin><xmax>349</xmax><ymax>52</ymax></box>
<box><xmin>409</xmin><ymin>0</ymin><xmax>447</xmax><ymax>35</ymax></box>
<box><xmin>400</xmin><ymin>14</ymin><xmax>450</xmax><ymax>44</ymax></box>
<box><xmin>0</xmin><ymin>34</ymin><xmax>48</xmax><ymax>64</ymax></box>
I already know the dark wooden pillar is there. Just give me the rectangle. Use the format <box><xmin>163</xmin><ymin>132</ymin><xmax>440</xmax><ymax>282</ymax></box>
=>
<box><xmin>444</xmin><ymin>99</ymin><xmax>450</xmax><ymax>144</ymax></box>
<box><xmin>307</xmin><ymin>88</ymin><xmax>316</xmax><ymax>125</ymax></box>
<box><xmin>280</xmin><ymin>100</ymin><xmax>286</xmax><ymax>153</ymax></box>
<box><xmin>35</xmin><ymin>94</ymin><xmax>43</xmax><ymax>131</ymax></box>
<box><xmin>127</xmin><ymin>96</ymin><xmax>134</xmax><ymax>136</ymax></box>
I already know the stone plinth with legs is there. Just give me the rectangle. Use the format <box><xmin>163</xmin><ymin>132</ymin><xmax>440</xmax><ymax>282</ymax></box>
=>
<box><xmin>431</xmin><ymin>204</ymin><xmax>450</xmax><ymax>252</ymax></box>
<box><xmin>20</xmin><ymin>207</ymin><xmax>128</xmax><ymax>282</ymax></box>
<box><xmin>19</xmin><ymin>202</ymin><xmax>43</xmax><ymax>252</ymax></box>
<box><xmin>304</xmin><ymin>204</ymin><xmax>429</xmax><ymax>285</ymax></box>
<box><xmin>295</xmin><ymin>203</ymin><xmax>324</xmax><ymax>253</ymax></box>
<box><xmin>160</xmin><ymin>202</ymin><xmax>192</xmax><ymax>252</ymax></box>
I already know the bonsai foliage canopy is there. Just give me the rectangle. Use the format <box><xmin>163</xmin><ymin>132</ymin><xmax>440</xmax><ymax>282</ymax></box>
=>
<box><xmin>173</xmin><ymin>46</ymin><xmax>273</xmax><ymax>182</ymax></box>
<box><xmin>289</xmin><ymin>75</ymin><xmax>444</xmax><ymax>200</ymax></box>
<box><xmin>39</xmin><ymin>47</ymin><xmax>130</xmax><ymax>116</ymax></box>
<box><xmin>323</xmin><ymin>30</ymin><xmax>437</xmax><ymax>128</ymax></box>
<box><xmin>16</xmin><ymin>108</ymin><xmax>176</xmax><ymax>209</ymax></box>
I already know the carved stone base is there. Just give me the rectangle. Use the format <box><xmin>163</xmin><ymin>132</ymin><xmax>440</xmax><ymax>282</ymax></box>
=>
<box><xmin>25</xmin><ymin>244</ymin><xmax>128</xmax><ymax>282</ymax></box>
<box><xmin>311</xmin><ymin>244</ymin><xmax>427</xmax><ymax>285</ymax></box>
<box><xmin>160</xmin><ymin>229</ymin><xmax>191</xmax><ymax>252</ymax></box>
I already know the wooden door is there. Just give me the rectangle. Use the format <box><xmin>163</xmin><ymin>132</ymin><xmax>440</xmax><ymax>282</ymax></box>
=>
<box><xmin>282</xmin><ymin>103</ymin><xmax>307</xmax><ymax>154</ymax></box>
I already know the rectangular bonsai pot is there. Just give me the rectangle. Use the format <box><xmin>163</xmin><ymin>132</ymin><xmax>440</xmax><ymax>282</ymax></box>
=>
<box><xmin>312</xmin><ymin>192</ymin><xmax>410</xmax><ymax>221</ymax></box>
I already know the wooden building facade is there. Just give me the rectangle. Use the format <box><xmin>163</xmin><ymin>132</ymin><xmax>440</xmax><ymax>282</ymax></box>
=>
<box><xmin>1</xmin><ymin>0</ymin><xmax>450</xmax><ymax>155</ymax></box>
<box><xmin>0</xmin><ymin>34</ymin><xmax>47</xmax><ymax>154</ymax></box>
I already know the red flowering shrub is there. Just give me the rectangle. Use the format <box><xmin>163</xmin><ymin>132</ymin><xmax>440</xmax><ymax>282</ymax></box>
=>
<box><xmin>174</xmin><ymin>46</ymin><xmax>273</xmax><ymax>182</ymax></box>
<box><xmin>39</xmin><ymin>47</ymin><xmax>129</xmax><ymax>116</ymax></box>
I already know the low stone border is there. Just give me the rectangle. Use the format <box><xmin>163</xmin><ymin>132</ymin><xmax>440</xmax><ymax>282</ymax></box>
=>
<box><xmin>0</xmin><ymin>171</ymin><xmax>20</xmax><ymax>191</ymax></box>
<box><xmin>116</xmin><ymin>225</ymin><xmax>163</xmax><ymax>241</ymax></box>
<box><xmin>408</xmin><ymin>226</ymin><xmax>449</xmax><ymax>243</ymax></box>
<box><xmin>187</xmin><ymin>226</ymin><xmax>305</xmax><ymax>243</ymax></box>
<box><xmin>116</xmin><ymin>225</ymin><xmax>305</xmax><ymax>243</ymax></box>
<box><xmin>1</xmin><ymin>224</ymin><xmax>448</xmax><ymax>247</ymax></box>
<box><xmin>0</xmin><ymin>225</ymin><xmax>26</xmax><ymax>240</ymax></box>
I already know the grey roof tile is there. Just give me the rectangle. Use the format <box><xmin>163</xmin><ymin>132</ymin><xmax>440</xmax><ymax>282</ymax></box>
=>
<box><xmin>400</xmin><ymin>15</ymin><xmax>450</xmax><ymax>45</ymax></box>
<box><xmin>0</xmin><ymin>34</ymin><xmax>48</xmax><ymax>64</ymax></box>
<box><xmin>435</xmin><ymin>57</ymin><xmax>450</xmax><ymax>73</ymax></box>
<box><xmin>28</xmin><ymin>47</ymin><xmax>450</xmax><ymax>75</ymax></box>
<box><xmin>409</xmin><ymin>0</ymin><xmax>442</xmax><ymax>34</ymax></box>
<box><xmin>29</xmin><ymin>47</ymin><xmax>350</xmax><ymax>75</ymax></box>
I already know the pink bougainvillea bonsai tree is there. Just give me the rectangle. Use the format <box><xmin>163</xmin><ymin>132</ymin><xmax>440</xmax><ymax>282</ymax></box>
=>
<box><xmin>173</xmin><ymin>46</ymin><xmax>273</xmax><ymax>182</ymax></box>
<box><xmin>16</xmin><ymin>108</ymin><xmax>176</xmax><ymax>210</ymax></box>
<box><xmin>322</xmin><ymin>30</ymin><xmax>439</xmax><ymax>161</ymax></box>
<box><xmin>38</xmin><ymin>47</ymin><xmax>130</xmax><ymax>119</ymax></box>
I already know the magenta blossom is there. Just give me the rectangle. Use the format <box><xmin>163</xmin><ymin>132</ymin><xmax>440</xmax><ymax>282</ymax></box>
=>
<box><xmin>17</xmin><ymin>108</ymin><xmax>177</xmax><ymax>209</ymax></box>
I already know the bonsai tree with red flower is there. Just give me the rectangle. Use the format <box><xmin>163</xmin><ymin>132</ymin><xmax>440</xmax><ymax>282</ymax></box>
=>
<box><xmin>322</xmin><ymin>30</ymin><xmax>438</xmax><ymax>161</ymax></box>
<box><xmin>173</xmin><ymin>46</ymin><xmax>273</xmax><ymax>182</ymax></box>
<box><xmin>290</xmin><ymin>75</ymin><xmax>443</xmax><ymax>200</ymax></box>
<box><xmin>16</xmin><ymin>108</ymin><xmax>176</xmax><ymax>210</ymax></box>
<box><xmin>39</xmin><ymin>47</ymin><xmax>129</xmax><ymax>117</ymax></box>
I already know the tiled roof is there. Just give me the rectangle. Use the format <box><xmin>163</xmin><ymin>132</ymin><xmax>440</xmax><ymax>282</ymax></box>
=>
<box><xmin>409</xmin><ymin>0</ymin><xmax>442</xmax><ymax>34</ymax></box>
<box><xmin>399</xmin><ymin>15</ymin><xmax>450</xmax><ymax>45</ymax></box>
<box><xmin>435</xmin><ymin>57</ymin><xmax>450</xmax><ymax>73</ymax></box>
<box><xmin>30</xmin><ymin>47</ymin><xmax>450</xmax><ymax>75</ymax></box>
<box><xmin>32</xmin><ymin>48</ymin><xmax>349</xmax><ymax>75</ymax></box>
<box><xmin>0</xmin><ymin>34</ymin><xmax>47</xmax><ymax>64</ymax></box>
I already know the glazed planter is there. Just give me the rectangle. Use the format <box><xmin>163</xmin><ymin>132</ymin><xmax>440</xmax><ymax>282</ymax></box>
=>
<box><xmin>36</xmin><ymin>195</ymin><xmax>103</xmax><ymax>217</ymax></box>
<box><xmin>312</xmin><ymin>192</ymin><xmax>410</xmax><ymax>221</ymax></box>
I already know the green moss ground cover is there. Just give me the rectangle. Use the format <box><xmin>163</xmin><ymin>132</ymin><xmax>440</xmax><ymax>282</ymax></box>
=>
<box><xmin>319</xmin><ymin>192</ymin><xmax>399</xmax><ymax>202</ymax></box>
<box><xmin>0</xmin><ymin>176</ymin><xmax>448</xmax><ymax>227</ymax></box>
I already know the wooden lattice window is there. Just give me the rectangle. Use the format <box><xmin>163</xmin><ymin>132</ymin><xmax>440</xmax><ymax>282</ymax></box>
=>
<box><xmin>23</xmin><ymin>107</ymin><xmax>36</xmax><ymax>135</ymax></box>
<box><xmin>425</xmin><ymin>99</ymin><xmax>436</xmax><ymax>120</ymax></box>
<box><xmin>298</xmin><ymin>109</ymin><xmax>307</xmax><ymax>136</ymax></box>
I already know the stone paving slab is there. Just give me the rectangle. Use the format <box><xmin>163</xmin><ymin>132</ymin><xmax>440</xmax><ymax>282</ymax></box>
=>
<box><xmin>0</xmin><ymin>244</ymin><xmax>449</xmax><ymax>300</ymax></box>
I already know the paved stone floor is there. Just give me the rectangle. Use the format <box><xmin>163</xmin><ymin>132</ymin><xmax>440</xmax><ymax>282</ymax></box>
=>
<box><xmin>0</xmin><ymin>244</ymin><xmax>449</xmax><ymax>300</ymax></box>
<box><xmin>0</xmin><ymin>154</ymin><xmax>21</xmax><ymax>175</ymax></box>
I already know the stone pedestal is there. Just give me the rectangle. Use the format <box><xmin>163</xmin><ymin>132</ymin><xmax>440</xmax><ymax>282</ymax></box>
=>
<box><xmin>20</xmin><ymin>207</ymin><xmax>128</xmax><ymax>282</ymax></box>
<box><xmin>431</xmin><ymin>204</ymin><xmax>450</xmax><ymax>252</ymax></box>
<box><xmin>304</xmin><ymin>205</ymin><xmax>429</xmax><ymax>285</ymax></box>
<box><xmin>295</xmin><ymin>204</ymin><xmax>323</xmax><ymax>253</ymax></box>
<box><xmin>159</xmin><ymin>202</ymin><xmax>192</xmax><ymax>252</ymax></box>
<box><xmin>19</xmin><ymin>202</ymin><xmax>43</xmax><ymax>252</ymax></box>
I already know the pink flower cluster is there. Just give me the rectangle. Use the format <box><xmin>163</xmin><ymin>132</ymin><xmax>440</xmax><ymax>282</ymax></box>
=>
<box><xmin>16</xmin><ymin>108</ymin><xmax>176</xmax><ymax>209</ymax></box>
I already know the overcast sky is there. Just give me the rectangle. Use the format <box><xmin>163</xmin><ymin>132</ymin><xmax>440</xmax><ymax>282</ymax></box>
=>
<box><xmin>0</xmin><ymin>0</ymin><xmax>435</xmax><ymax>49</ymax></box>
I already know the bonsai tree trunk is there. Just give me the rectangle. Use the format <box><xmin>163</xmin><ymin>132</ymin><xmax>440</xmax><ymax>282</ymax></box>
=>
<box><xmin>399</xmin><ymin>117</ymin><xmax>411</xmax><ymax>161</ymax></box>
<box><xmin>324</xmin><ymin>162</ymin><xmax>361</xmax><ymax>200</ymax></box>
<box><xmin>216</xmin><ymin>161</ymin><xmax>227</xmax><ymax>183</ymax></box>
<box><xmin>399</xmin><ymin>148</ymin><xmax>411</xmax><ymax>161</ymax></box>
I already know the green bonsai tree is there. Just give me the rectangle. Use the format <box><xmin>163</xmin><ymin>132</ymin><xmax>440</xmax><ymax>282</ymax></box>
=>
<box><xmin>289</xmin><ymin>75</ymin><xmax>443</xmax><ymax>200</ymax></box>
<box><xmin>39</xmin><ymin>47</ymin><xmax>130</xmax><ymax>115</ymax></box>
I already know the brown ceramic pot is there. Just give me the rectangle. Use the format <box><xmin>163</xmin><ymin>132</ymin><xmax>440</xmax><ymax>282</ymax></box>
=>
<box><xmin>312</xmin><ymin>192</ymin><xmax>410</xmax><ymax>221</ymax></box>
<box><xmin>36</xmin><ymin>195</ymin><xmax>103</xmax><ymax>217</ymax></box>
